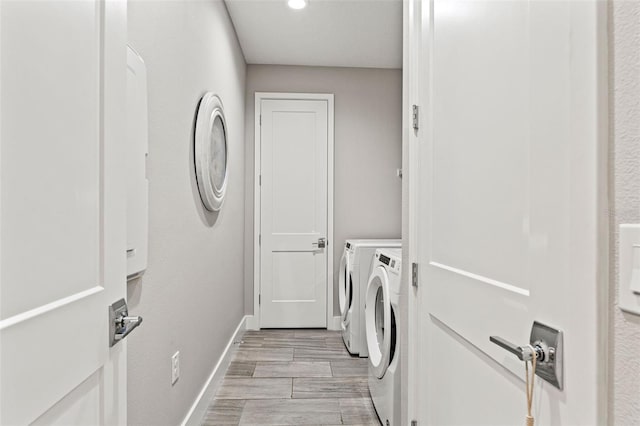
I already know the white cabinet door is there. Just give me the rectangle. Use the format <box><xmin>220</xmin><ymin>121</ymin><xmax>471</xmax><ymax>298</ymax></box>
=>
<box><xmin>259</xmin><ymin>98</ymin><xmax>330</xmax><ymax>328</ymax></box>
<box><xmin>0</xmin><ymin>1</ymin><xmax>127</xmax><ymax>424</ymax></box>
<box><xmin>408</xmin><ymin>0</ymin><xmax>606</xmax><ymax>424</ymax></box>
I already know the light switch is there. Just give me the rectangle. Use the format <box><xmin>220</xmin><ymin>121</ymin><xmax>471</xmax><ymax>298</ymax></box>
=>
<box><xmin>619</xmin><ymin>224</ymin><xmax>640</xmax><ymax>315</ymax></box>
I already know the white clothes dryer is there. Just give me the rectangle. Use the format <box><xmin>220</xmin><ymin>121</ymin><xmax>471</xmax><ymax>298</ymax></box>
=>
<box><xmin>339</xmin><ymin>239</ymin><xmax>401</xmax><ymax>356</ymax></box>
<box><xmin>366</xmin><ymin>248</ymin><xmax>402</xmax><ymax>426</ymax></box>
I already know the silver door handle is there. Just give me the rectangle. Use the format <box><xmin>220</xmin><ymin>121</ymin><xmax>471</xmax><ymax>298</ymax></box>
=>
<box><xmin>489</xmin><ymin>336</ymin><xmax>544</xmax><ymax>362</ymax></box>
<box><xmin>312</xmin><ymin>238</ymin><xmax>327</xmax><ymax>249</ymax></box>
<box><xmin>114</xmin><ymin>315</ymin><xmax>143</xmax><ymax>343</ymax></box>
<box><xmin>109</xmin><ymin>298</ymin><xmax>143</xmax><ymax>347</ymax></box>
<box><xmin>489</xmin><ymin>321</ymin><xmax>563</xmax><ymax>390</ymax></box>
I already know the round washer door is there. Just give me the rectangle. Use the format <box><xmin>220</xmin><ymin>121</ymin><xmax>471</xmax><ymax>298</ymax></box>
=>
<box><xmin>338</xmin><ymin>253</ymin><xmax>351</xmax><ymax>321</ymax></box>
<box><xmin>365</xmin><ymin>266</ymin><xmax>391</xmax><ymax>379</ymax></box>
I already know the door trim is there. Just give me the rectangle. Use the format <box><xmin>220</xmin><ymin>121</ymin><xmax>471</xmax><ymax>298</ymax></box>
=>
<box><xmin>252</xmin><ymin>92</ymin><xmax>335</xmax><ymax>330</ymax></box>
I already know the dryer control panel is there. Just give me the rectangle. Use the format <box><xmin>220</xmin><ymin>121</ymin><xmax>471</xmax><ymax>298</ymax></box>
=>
<box><xmin>375</xmin><ymin>250</ymin><xmax>402</xmax><ymax>275</ymax></box>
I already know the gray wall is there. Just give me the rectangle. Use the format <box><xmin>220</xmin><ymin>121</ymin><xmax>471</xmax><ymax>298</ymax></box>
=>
<box><xmin>127</xmin><ymin>1</ymin><xmax>246</xmax><ymax>424</ymax></box>
<box><xmin>609</xmin><ymin>1</ymin><xmax>640</xmax><ymax>424</ymax></box>
<box><xmin>244</xmin><ymin>65</ymin><xmax>402</xmax><ymax>315</ymax></box>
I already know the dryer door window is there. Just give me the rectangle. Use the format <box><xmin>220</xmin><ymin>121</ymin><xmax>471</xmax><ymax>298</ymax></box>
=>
<box><xmin>338</xmin><ymin>253</ymin><xmax>350</xmax><ymax>320</ymax></box>
<box><xmin>348</xmin><ymin>273</ymin><xmax>354</xmax><ymax>311</ymax></box>
<box><xmin>389</xmin><ymin>305</ymin><xmax>397</xmax><ymax>365</ymax></box>
<box><xmin>366</xmin><ymin>266</ymin><xmax>391</xmax><ymax>379</ymax></box>
<box><xmin>374</xmin><ymin>286</ymin><xmax>386</xmax><ymax>354</ymax></box>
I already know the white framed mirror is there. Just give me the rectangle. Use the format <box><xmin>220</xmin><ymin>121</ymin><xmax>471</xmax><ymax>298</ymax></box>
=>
<box><xmin>194</xmin><ymin>93</ymin><xmax>228</xmax><ymax>212</ymax></box>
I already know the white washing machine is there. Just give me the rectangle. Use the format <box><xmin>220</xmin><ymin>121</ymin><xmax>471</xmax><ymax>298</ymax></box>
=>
<box><xmin>339</xmin><ymin>239</ymin><xmax>401</xmax><ymax>357</ymax></box>
<box><xmin>365</xmin><ymin>248</ymin><xmax>402</xmax><ymax>426</ymax></box>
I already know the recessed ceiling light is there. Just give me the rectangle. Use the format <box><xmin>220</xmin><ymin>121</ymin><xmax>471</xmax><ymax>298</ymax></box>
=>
<box><xmin>288</xmin><ymin>0</ymin><xmax>307</xmax><ymax>10</ymax></box>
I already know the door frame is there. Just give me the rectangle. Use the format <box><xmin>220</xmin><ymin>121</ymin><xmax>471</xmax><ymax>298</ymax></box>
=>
<box><xmin>252</xmin><ymin>92</ymin><xmax>336</xmax><ymax>330</ymax></box>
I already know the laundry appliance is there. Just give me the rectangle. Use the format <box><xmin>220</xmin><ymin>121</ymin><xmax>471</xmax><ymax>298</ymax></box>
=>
<box><xmin>365</xmin><ymin>248</ymin><xmax>402</xmax><ymax>426</ymax></box>
<box><xmin>339</xmin><ymin>239</ymin><xmax>401</xmax><ymax>357</ymax></box>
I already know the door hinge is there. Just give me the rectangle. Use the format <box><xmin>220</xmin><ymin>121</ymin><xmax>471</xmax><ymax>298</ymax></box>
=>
<box><xmin>259</xmin><ymin>174</ymin><xmax>261</xmax><ymax>186</ymax></box>
<box><xmin>412</xmin><ymin>262</ymin><xmax>419</xmax><ymax>288</ymax></box>
<box><xmin>259</xmin><ymin>114</ymin><xmax>262</xmax><ymax>126</ymax></box>
<box><xmin>259</xmin><ymin>234</ymin><xmax>261</xmax><ymax>245</ymax></box>
<box><xmin>412</xmin><ymin>105</ymin><xmax>419</xmax><ymax>130</ymax></box>
<box><xmin>259</xmin><ymin>294</ymin><xmax>261</xmax><ymax>305</ymax></box>
<box><xmin>411</xmin><ymin>421</ymin><xmax>418</xmax><ymax>426</ymax></box>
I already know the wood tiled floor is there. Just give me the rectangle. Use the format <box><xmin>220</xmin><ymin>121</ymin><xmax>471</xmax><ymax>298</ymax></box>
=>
<box><xmin>202</xmin><ymin>329</ymin><xmax>381</xmax><ymax>425</ymax></box>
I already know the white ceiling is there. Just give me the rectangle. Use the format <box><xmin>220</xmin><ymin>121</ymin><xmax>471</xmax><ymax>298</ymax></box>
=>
<box><xmin>224</xmin><ymin>0</ymin><xmax>402</xmax><ymax>69</ymax></box>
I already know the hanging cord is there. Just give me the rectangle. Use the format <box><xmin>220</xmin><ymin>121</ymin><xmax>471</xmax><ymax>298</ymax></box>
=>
<box><xmin>525</xmin><ymin>345</ymin><xmax>538</xmax><ymax>426</ymax></box>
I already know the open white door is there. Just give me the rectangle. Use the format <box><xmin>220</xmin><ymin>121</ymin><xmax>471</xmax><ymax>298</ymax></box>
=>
<box><xmin>1</xmin><ymin>1</ymin><xmax>128</xmax><ymax>424</ymax></box>
<box><xmin>407</xmin><ymin>0</ymin><xmax>607</xmax><ymax>424</ymax></box>
<box><xmin>256</xmin><ymin>94</ymin><xmax>333</xmax><ymax>328</ymax></box>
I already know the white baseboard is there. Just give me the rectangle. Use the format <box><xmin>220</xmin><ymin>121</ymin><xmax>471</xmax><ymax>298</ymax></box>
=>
<box><xmin>245</xmin><ymin>314</ymin><xmax>341</xmax><ymax>331</ymax></box>
<box><xmin>181</xmin><ymin>315</ymin><xmax>247</xmax><ymax>426</ymax></box>
<box><xmin>245</xmin><ymin>314</ymin><xmax>259</xmax><ymax>330</ymax></box>
<box><xmin>329</xmin><ymin>315</ymin><xmax>342</xmax><ymax>331</ymax></box>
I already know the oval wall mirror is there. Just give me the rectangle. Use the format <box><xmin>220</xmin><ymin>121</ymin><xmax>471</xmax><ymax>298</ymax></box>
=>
<box><xmin>194</xmin><ymin>93</ymin><xmax>228</xmax><ymax>212</ymax></box>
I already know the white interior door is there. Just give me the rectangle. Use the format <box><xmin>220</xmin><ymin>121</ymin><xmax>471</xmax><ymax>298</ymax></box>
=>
<box><xmin>259</xmin><ymin>97</ymin><xmax>330</xmax><ymax>328</ymax></box>
<box><xmin>408</xmin><ymin>0</ymin><xmax>607</xmax><ymax>424</ymax></box>
<box><xmin>0</xmin><ymin>1</ymin><xmax>128</xmax><ymax>424</ymax></box>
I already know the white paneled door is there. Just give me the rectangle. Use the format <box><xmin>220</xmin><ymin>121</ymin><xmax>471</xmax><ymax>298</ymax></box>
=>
<box><xmin>407</xmin><ymin>0</ymin><xmax>607</xmax><ymax>424</ymax></box>
<box><xmin>0</xmin><ymin>1</ymin><xmax>127</xmax><ymax>424</ymax></box>
<box><xmin>258</xmin><ymin>96</ymin><xmax>333</xmax><ymax>328</ymax></box>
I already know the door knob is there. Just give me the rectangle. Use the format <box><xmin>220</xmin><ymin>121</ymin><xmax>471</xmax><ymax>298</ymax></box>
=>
<box><xmin>109</xmin><ymin>298</ymin><xmax>143</xmax><ymax>347</ymax></box>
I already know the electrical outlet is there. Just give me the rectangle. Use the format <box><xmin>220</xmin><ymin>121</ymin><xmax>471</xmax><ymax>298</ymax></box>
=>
<box><xmin>171</xmin><ymin>351</ymin><xmax>180</xmax><ymax>385</ymax></box>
